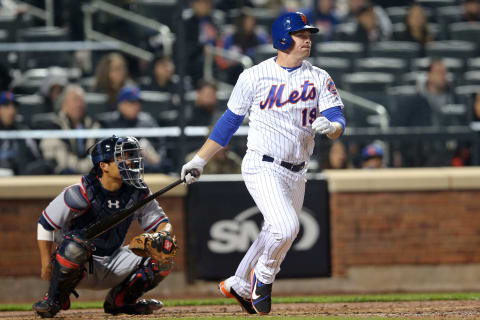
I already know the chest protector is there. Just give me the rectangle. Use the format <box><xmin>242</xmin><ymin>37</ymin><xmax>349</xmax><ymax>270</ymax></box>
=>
<box><xmin>70</xmin><ymin>174</ymin><xmax>148</xmax><ymax>256</ymax></box>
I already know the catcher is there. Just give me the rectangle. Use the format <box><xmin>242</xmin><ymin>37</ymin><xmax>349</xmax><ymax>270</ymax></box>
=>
<box><xmin>32</xmin><ymin>135</ymin><xmax>177</xmax><ymax>318</ymax></box>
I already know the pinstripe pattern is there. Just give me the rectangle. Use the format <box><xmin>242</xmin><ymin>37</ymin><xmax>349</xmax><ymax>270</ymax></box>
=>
<box><xmin>225</xmin><ymin>57</ymin><xmax>342</xmax><ymax>300</ymax></box>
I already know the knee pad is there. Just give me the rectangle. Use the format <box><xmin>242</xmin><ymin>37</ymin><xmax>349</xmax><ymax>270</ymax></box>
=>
<box><xmin>47</xmin><ymin>236</ymin><xmax>90</xmax><ymax>307</ymax></box>
<box><xmin>56</xmin><ymin>237</ymin><xmax>90</xmax><ymax>273</ymax></box>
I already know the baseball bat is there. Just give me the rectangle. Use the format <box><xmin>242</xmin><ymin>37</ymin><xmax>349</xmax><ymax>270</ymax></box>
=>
<box><xmin>80</xmin><ymin>169</ymin><xmax>199</xmax><ymax>241</ymax></box>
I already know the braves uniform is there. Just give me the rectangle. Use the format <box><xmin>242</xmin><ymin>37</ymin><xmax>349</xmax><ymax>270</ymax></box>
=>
<box><xmin>224</xmin><ymin>57</ymin><xmax>343</xmax><ymax>297</ymax></box>
<box><xmin>34</xmin><ymin>136</ymin><xmax>171</xmax><ymax>318</ymax></box>
<box><xmin>40</xmin><ymin>174</ymin><xmax>168</xmax><ymax>289</ymax></box>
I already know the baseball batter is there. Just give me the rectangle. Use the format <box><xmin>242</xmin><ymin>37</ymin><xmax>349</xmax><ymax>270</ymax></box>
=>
<box><xmin>181</xmin><ymin>12</ymin><xmax>345</xmax><ymax>315</ymax></box>
<box><xmin>33</xmin><ymin>136</ymin><xmax>177</xmax><ymax>318</ymax></box>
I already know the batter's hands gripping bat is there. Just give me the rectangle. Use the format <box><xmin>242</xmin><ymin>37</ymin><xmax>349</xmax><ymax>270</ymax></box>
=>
<box><xmin>80</xmin><ymin>169</ymin><xmax>200</xmax><ymax>242</ymax></box>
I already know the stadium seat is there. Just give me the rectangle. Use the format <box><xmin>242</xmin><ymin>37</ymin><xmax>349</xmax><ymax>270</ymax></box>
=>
<box><xmin>413</xmin><ymin>57</ymin><xmax>464</xmax><ymax>72</ymax></box>
<box><xmin>0</xmin><ymin>15</ymin><xmax>17</xmax><ymax>42</ymax></box>
<box><xmin>436</xmin><ymin>5</ymin><xmax>463</xmax><ymax>25</ymax></box>
<box><xmin>316</xmin><ymin>41</ymin><xmax>365</xmax><ymax>60</ymax></box>
<box><xmin>368</xmin><ymin>41</ymin><xmax>421</xmax><ymax>69</ymax></box>
<box><xmin>455</xmin><ymin>85</ymin><xmax>480</xmax><ymax>121</ymax></box>
<box><xmin>314</xmin><ymin>57</ymin><xmax>352</xmax><ymax>84</ymax></box>
<box><xmin>385</xmin><ymin>6</ymin><xmax>408</xmax><ymax>24</ymax></box>
<box><xmin>386</xmin><ymin>85</ymin><xmax>432</xmax><ymax>127</ymax></box>
<box><xmin>342</xmin><ymin>72</ymin><xmax>395</xmax><ymax>92</ymax></box>
<box><xmin>141</xmin><ymin>90</ymin><xmax>179</xmax><ymax>126</ymax></box>
<box><xmin>467</xmin><ymin>57</ymin><xmax>480</xmax><ymax>70</ymax></box>
<box><xmin>250</xmin><ymin>8</ymin><xmax>277</xmax><ymax>30</ymax></box>
<box><xmin>463</xmin><ymin>71</ymin><xmax>480</xmax><ymax>85</ymax></box>
<box><xmin>16</xmin><ymin>26</ymin><xmax>71</xmax><ymax>70</ymax></box>
<box><xmin>425</xmin><ymin>40</ymin><xmax>477</xmax><ymax>59</ymax></box>
<box><xmin>401</xmin><ymin>70</ymin><xmax>455</xmax><ymax>86</ymax></box>
<box><xmin>354</xmin><ymin>57</ymin><xmax>407</xmax><ymax>84</ymax></box>
<box><xmin>84</xmin><ymin>92</ymin><xmax>109</xmax><ymax>117</ymax></box>
<box><xmin>416</xmin><ymin>0</ymin><xmax>456</xmax><ymax>10</ymax></box>
<box><xmin>254</xmin><ymin>44</ymin><xmax>277</xmax><ymax>64</ymax></box>
<box><xmin>133</xmin><ymin>0</ymin><xmax>177</xmax><ymax>29</ymax></box>
<box><xmin>448</xmin><ymin>22</ymin><xmax>480</xmax><ymax>43</ymax></box>
<box><xmin>15</xmin><ymin>94</ymin><xmax>47</xmax><ymax>126</ymax></box>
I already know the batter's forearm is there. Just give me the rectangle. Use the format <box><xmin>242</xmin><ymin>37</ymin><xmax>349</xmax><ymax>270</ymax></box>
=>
<box><xmin>326</xmin><ymin>122</ymin><xmax>344</xmax><ymax>140</ymax></box>
<box><xmin>196</xmin><ymin>138</ymin><xmax>224</xmax><ymax>162</ymax></box>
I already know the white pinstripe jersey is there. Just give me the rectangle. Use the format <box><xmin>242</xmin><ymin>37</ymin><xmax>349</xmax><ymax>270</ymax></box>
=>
<box><xmin>228</xmin><ymin>57</ymin><xmax>343</xmax><ymax>163</ymax></box>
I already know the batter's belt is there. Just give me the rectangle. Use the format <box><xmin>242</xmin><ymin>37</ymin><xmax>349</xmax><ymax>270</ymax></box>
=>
<box><xmin>262</xmin><ymin>155</ymin><xmax>305</xmax><ymax>172</ymax></box>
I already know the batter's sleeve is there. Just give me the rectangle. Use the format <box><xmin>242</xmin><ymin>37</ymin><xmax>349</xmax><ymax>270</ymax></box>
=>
<box><xmin>227</xmin><ymin>69</ymin><xmax>255</xmax><ymax>115</ymax></box>
<box><xmin>317</xmin><ymin>70</ymin><xmax>344</xmax><ymax>113</ymax></box>
<box><xmin>136</xmin><ymin>191</ymin><xmax>168</xmax><ymax>232</ymax></box>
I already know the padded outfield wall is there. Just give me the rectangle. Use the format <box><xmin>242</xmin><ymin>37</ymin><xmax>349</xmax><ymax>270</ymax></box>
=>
<box><xmin>2</xmin><ymin>169</ymin><xmax>480</xmax><ymax>301</ymax></box>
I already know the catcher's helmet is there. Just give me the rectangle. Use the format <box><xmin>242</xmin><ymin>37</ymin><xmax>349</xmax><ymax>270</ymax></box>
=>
<box><xmin>89</xmin><ymin>135</ymin><xmax>146</xmax><ymax>189</ymax></box>
<box><xmin>272</xmin><ymin>12</ymin><xmax>319</xmax><ymax>50</ymax></box>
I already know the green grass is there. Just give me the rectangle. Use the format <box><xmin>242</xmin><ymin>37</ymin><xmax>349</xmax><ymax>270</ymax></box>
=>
<box><xmin>2</xmin><ymin>292</ymin><xmax>480</xmax><ymax>312</ymax></box>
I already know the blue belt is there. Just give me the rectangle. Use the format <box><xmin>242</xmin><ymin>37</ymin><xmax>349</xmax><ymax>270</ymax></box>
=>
<box><xmin>262</xmin><ymin>155</ymin><xmax>305</xmax><ymax>172</ymax></box>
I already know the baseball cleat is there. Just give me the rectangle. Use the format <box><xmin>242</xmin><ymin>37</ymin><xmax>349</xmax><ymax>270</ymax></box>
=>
<box><xmin>219</xmin><ymin>280</ymin><xmax>257</xmax><ymax>314</ymax></box>
<box><xmin>104</xmin><ymin>298</ymin><xmax>163</xmax><ymax>315</ymax></box>
<box><xmin>32</xmin><ymin>293</ymin><xmax>70</xmax><ymax>318</ymax></box>
<box><xmin>32</xmin><ymin>300</ymin><xmax>61</xmax><ymax>318</ymax></box>
<box><xmin>250</xmin><ymin>269</ymin><xmax>272</xmax><ymax>315</ymax></box>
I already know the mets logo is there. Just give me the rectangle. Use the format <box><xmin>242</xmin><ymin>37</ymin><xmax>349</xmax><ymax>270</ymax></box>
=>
<box><xmin>327</xmin><ymin>78</ymin><xmax>338</xmax><ymax>96</ymax></box>
<box><xmin>260</xmin><ymin>80</ymin><xmax>317</xmax><ymax>109</ymax></box>
<box><xmin>300</xmin><ymin>13</ymin><xmax>307</xmax><ymax>24</ymax></box>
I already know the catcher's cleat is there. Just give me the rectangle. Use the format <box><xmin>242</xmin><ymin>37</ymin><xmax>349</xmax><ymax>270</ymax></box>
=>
<box><xmin>104</xmin><ymin>298</ymin><xmax>163</xmax><ymax>315</ymax></box>
<box><xmin>219</xmin><ymin>280</ymin><xmax>257</xmax><ymax>314</ymax></box>
<box><xmin>32</xmin><ymin>300</ymin><xmax>60</xmax><ymax>318</ymax></box>
<box><xmin>32</xmin><ymin>293</ymin><xmax>70</xmax><ymax>318</ymax></box>
<box><xmin>250</xmin><ymin>269</ymin><xmax>272</xmax><ymax>315</ymax></box>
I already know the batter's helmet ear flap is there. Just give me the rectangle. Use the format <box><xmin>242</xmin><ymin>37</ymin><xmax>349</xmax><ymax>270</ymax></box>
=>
<box><xmin>272</xmin><ymin>12</ymin><xmax>319</xmax><ymax>51</ymax></box>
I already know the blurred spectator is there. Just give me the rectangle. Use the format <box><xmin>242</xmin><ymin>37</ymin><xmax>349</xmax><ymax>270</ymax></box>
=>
<box><xmin>416</xmin><ymin>59</ymin><xmax>455</xmax><ymax>126</ymax></box>
<box><xmin>39</xmin><ymin>67</ymin><xmax>68</xmax><ymax>112</ymax></box>
<box><xmin>304</xmin><ymin>0</ymin><xmax>343</xmax><ymax>41</ymax></box>
<box><xmin>462</xmin><ymin>0</ymin><xmax>480</xmax><ymax>22</ymax></box>
<box><xmin>345</xmin><ymin>0</ymin><xmax>392</xmax><ymax>41</ymax></box>
<box><xmin>100</xmin><ymin>86</ymin><xmax>171</xmax><ymax>173</ymax></box>
<box><xmin>0</xmin><ymin>0</ymin><xmax>24</xmax><ymax>16</ymax></box>
<box><xmin>141</xmin><ymin>54</ymin><xmax>177</xmax><ymax>93</ymax></box>
<box><xmin>451</xmin><ymin>143</ymin><xmax>472</xmax><ymax>166</ymax></box>
<box><xmin>361</xmin><ymin>142</ymin><xmax>384</xmax><ymax>168</ymax></box>
<box><xmin>215</xmin><ymin>0</ymin><xmax>254</xmax><ymax>13</ymax></box>
<box><xmin>348</xmin><ymin>3</ymin><xmax>391</xmax><ymax>44</ymax></box>
<box><xmin>323</xmin><ymin>140</ymin><xmax>350</xmax><ymax>169</ymax></box>
<box><xmin>0</xmin><ymin>91</ymin><xmax>49</xmax><ymax>175</ymax></box>
<box><xmin>187</xmin><ymin>80</ymin><xmax>218</xmax><ymax>126</ymax></box>
<box><xmin>396</xmin><ymin>4</ymin><xmax>433</xmax><ymax>55</ymax></box>
<box><xmin>186</xmin><ymin>141</ymin><xmax>242</xmax><ymax>174</ymax></box>
<box><xmin>0</xmin><ymin>63</ymin><xmax>12</xmax><ymax>91</ymax></box>
<box><xmin>40</xmin><ymin>85</ymin><xmax>101</xmax><ymax>174</ymax></box>
<box><xmin>216</xmin><ymin>9</ymin><xmax>268</xmax><ymax>84</ymax></box>
<box><xmin>472</xmin><ymin>92</ymin><xmax>480</xmax><ymax>121</ymax></box>
<box><xmin>94</xmin><ymin>52</ymin><xmax>135</xmax><ymax>110</ymax></box>
<box><xmin>183</xmin><ymin>0</ymin><xmax>219</xmax><ymax>84</ymax></box>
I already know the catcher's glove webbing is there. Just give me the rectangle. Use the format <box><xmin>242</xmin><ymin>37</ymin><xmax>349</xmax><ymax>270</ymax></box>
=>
<box><xmin>129</xmin><ymin>231</ymin><xmax>177</xmax><ymax>265</ymax></box>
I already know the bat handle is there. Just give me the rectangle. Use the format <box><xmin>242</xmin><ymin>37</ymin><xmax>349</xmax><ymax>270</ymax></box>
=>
<box><xmin>185</xmin><ymin>169</ymin><xmax>200</xmax><ymax>181</ymax></box>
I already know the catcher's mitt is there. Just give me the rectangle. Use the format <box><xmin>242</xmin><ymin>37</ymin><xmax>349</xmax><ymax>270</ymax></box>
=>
<box><xmin>129</xmin><ymin>231</ymin><xmax>177</xmax><ymax>264</ymax></box>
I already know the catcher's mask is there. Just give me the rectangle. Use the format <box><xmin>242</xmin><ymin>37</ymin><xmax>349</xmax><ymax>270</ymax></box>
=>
<box><xmin>89</xmin><ymin>135</ymin><xmax>146</xmax><ymax>189</ymax></box>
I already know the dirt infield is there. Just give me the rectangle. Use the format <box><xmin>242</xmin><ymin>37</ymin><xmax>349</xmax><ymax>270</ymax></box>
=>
<box><xmin>3</xmin><ymin>300</ymin><xmax>480</xmax><ymax>319</ymax></box>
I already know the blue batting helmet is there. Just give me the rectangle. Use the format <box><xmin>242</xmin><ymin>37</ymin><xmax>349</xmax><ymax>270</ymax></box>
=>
<box><xmin>272</xmin><ymin>12</ymin><xmax>319</xmax><ymax>50</ymax></box>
